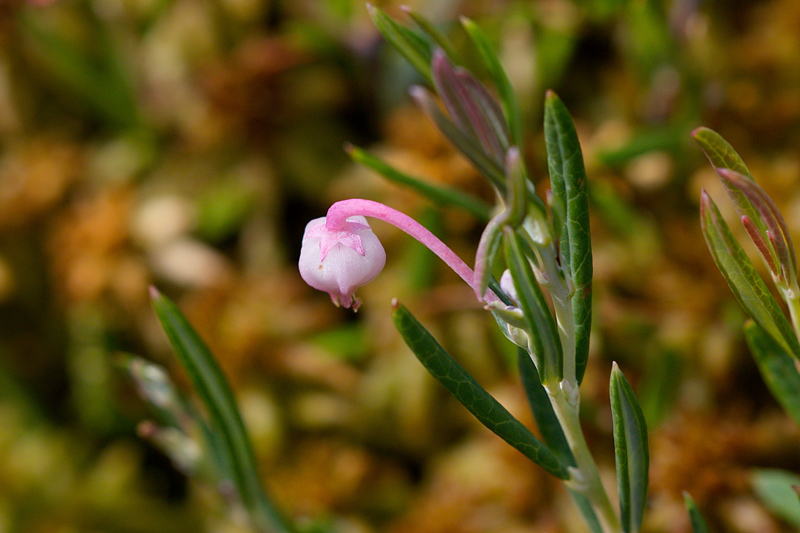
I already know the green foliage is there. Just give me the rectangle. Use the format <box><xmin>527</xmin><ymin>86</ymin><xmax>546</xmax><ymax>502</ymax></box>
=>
<box><xmin>504</xmin><ymin>228</ymin><xmax>563</xmax><ymax>385</ymax></box>
<box><xmin>744</xmin><ymin>321</ymin><xmax>800</xmax><ymax>426</ymax></box>
<box><xmin>460</xmin><ymin>17</ymin><xmax>525</xmax><ymax>148</ymax></box>
<box><xmin>410</xmin><ymin>86</ymin><xmax>507</xmax><ymax>191</ymax></box>
<box><xmin>544</xmin><ymin>91</ymin><xmax>593</xmax><ymax>384</ymax></box>
<box><xmin>367</xmin><ymin>4</ymin><xmax>433</xmax><ymax>84</ymax></box>
<box><xmin>151</xmin><ymin>290</ymin><xmax>291</xmax><ymax>533</ymax></box>
<box><xmin>752</xmin><ymin>469</ymin><xmax>800</xmax><ymax>527</ymax></box>
<box><xmin>683</xmin><ymin>492</ymin><xmax>709</xmax><ymax>533</ymax></box>
<box><xmin>391</xmin><ymin>300</ymin><xmax>569</xmax><ymax>479</ymax></box>
<box><xmin>692</xmin><ymin>127</ymin><xmax>754</xmax><ymax>180</ymax></box>
<box><xmin>610</xmin><ymin>363</ymin><xmax>649</xmax><ymax>533</ymax></box>
<box><xmin>700</xmin><ymin>192</ymin><xmax>800</xmax><ymax>359</ymax></box>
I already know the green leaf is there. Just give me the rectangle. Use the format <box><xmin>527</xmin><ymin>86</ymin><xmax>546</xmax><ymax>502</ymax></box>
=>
<box><xmin>504</xmin><ymin>228</ymin><xmax>563</xmax><ymax>384</ymax></box>
<box><xmin>403</xmin><ymin>7</ymin><xmax>462</xmax><ymax>65</ymax></box>
<box><xmin>151</xmin><ymin>289</ymin><xmax>291</xmax><ymax>533</ymax></box>
<box><xmin>744</xmin><ymin>321</ymin><xmax>800</xmax><ymax>425</ymax></box>
<box><xmin>517</xmin><ymin>348</ymin><xmax>573</xmax><ymax>466</ymax></box>
<box><xmin>461</xmin><ymin>17</ymin><xmax>524</xmax><ymax>149</ymax></box>
<box><xmin>516</xmin><ymin>349</ymin><xmax>602</xmax><ymax>531</ymax></box>
<box><xmin>367</xmin><ymin>4</ymin><xmax>433</xmax><ymax>85</ymax></box>
<box><xmin>683</xmin><ymin>492</ymin><xmax>709</xmax><ymax>533</ymax></box>
<box><xmin>700</xmin><ymin>192</ymin><xmax>800</xmax><ymax>359</ymax></box>
<box><xmin>610</xmin><ymin>363</ymin><xmax>649</xmax><ymax>533</ymax></box>
<box><xmin>692</xmin><ymin>127</ymin><xmax>753</xmax><ymax>180</ymax></box>
<box><xmin>692</xmin><ymin>128</ymin><xmax>766</xmax><ymax>238</ymax></box>
<box><xmin>569</xmin><ymin>490</ymin><xmax>604</xmax><ymax>533</ymax></box>
<box><xmin>345</xmin><ymin>144</ymin><xmax>491</xmax><ymax>220</ymax></box>
<box><xmin>752</xmin><ymin>469</ymin><xmax>800</xmax><ymax>526</ymax></box>
<box><xmin>411</xmin><ymin>86</ymin><xmax>507</xmax><ymax>193</ymax></box>
<box><xmin>391</xmin><ymin>301</ymin><xmax>569</xmax><ymax>479</ymax></box>
<box><xmin>544</xmin><ymin>91</ymin><xmax>593</xmax><ymax>383</ymax></box>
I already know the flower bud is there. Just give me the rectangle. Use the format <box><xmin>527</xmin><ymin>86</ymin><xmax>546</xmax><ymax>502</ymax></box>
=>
<box><xmin>298</xmin><ymin>215</ymin><xmax>386</xmax><ymax>310</ymax></box>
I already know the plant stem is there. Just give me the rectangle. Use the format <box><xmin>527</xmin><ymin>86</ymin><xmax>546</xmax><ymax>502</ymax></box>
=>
<box><xmin>548</xmin><ymin>383</ymin><xmax>621</xmax><ymax>533</ymax></box>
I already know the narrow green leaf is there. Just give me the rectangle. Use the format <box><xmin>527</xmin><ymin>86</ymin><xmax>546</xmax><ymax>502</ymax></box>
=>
<box><xmin>683</xmin><ymin>492</ymin><xmax>709</xmax><ymax>533</ymax></box>
<box><xmin>700</xmin><ymin>192</ymin><xmax>800</xmax><ymax>359</ymax></box>
<box><xmin>461</xmin><ymin>17</ymin><xmax>524</xmax><ymax>149</ymax></box>
<box><xmin>544</xmin><ymin>91</ymin><xmax>593</xmax><ymax>383</ymax></box>
<box><xmin>392</xmin><ymin>301</ymin><xmax>569</xmax><ymax>479</ymax></box>
<box><xmin>610</xmin><ymin>363</ymin><xmax>649</xmax><ymax>533</ymax></box>
<box><xmin>411</xmin><ymin>86</ymin><xmax>507</xmax><ymax>193</ymax></box>
<box><xmin>367</xmin><ymin>4</ymin><xmax>433</xmax><ymax>84</ymax></box>
<box><xmin>752</xmin><ymin>469</ymin><xmax>800</xmax><ymax>526</ymax></box>
<box><xmin>403</xmin><ymin>7</ymin><xmax>462</xmax><ymax>65</ymax></box>
<box><xmin>692</xmin><ymin>127</ymin><xmax>765</xmax><ymax>238</ymax></box>
<box><xmin>504</xmin><ymin>228</ymin><xmax>562</xmax><ymax>384</ymax></box>
<box><xmin>346</xmin><ymin>144</ymin><xmax>491</xmax><ymax>220</ymax></box>
<box><xmin>569</xmin><ymin>490</ymin><xmax>604</xmax><ymax>533</ymax></box>
<box><xmin>151</xmin><ymin>289</ymin><xmax>291</xmax><ymax>533</ymax></box>
<box><xmin>517</xmin><ymin>349</ymin><xmax>573</xmax><ymax>466</ymax></box>
<box><xmin>692</xmin><ymin>127</ymin><xmax>753</xmax><ymax>180</ymax></box>
<box><xmin>744</xmin><ymin>321</ymin><xmax>800</xmax><ymax>426</ymax></box>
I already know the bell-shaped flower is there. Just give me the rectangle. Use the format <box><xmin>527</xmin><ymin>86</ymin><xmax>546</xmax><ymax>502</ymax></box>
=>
<box><xmin>299</xmin><ymin>198</ymin><xmax>498</xmax><ymax>311</ymax></box>
<box><xmin>299</xmin><ymin>215</ymin><xmax>386</xmax><ymax>310</ymax></box>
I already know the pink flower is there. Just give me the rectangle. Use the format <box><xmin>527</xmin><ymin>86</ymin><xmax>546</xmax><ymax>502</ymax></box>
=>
<box><xmin>298</xmin><ymin>215</ymin><xmax>385</xmax><ymax>310</ymax></box>
<box><xmin>299</xmin><ymin>199</ymin><xmax>496</xmax><ymax>311</ymax></box>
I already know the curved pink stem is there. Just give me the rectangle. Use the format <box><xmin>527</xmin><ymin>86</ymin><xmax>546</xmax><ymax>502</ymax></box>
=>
<box><xmin>326</xmin><ymin>199</ymin><xmax>497</xmax><ymax>303</ymax></box>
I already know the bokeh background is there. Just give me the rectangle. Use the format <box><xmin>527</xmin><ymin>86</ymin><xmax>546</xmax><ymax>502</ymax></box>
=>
<box><xmin>3</xmin><ymin>0</ymin><xmax>800</xmax><ymax>531</ymax></box>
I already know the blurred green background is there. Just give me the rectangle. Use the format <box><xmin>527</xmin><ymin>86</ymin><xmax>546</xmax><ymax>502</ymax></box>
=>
<box><xmin>3</xmin><ymin>0</ymin><xmax>800</xmax><ymax>531</ymax></box>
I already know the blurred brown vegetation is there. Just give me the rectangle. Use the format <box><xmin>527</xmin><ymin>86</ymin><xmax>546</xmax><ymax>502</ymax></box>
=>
<box><xmin>3</xmin><ymin>0</ymin><xmax>800</xmax><ymax>531</ymax></box>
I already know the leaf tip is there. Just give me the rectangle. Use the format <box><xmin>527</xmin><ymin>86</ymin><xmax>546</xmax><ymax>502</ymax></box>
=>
<box><xmin>432</xmin><ymin>47</ymin><xmax>447</xmax><ymax>65</ymax></box>
<box><xmin>505</xmin><ymin>145</ymin><xmax>519</xmax><ymax>164</ymax></box>
<box><xmin>391</xmin><ymin>297</ymin><xmax>400</xmax><ymax>310</ymax></box>
<box><xmin>408</xmin><ymin>85</ymin><xmax>430</xmax><ymax>108</ymax></box>
<box><xmin>544</xmin><ymin>90</ymin><xmax>560</xmax><ymax>106</ymax></box>
<box><xmin>690</xmin><ymin>126</ymin><xmax>710</xmax><ymax>141</ymax></box>
<box><xmin>149</xmin><ymin>285</ymin><xmax>161</xmax><ymax>301</ymax></box>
